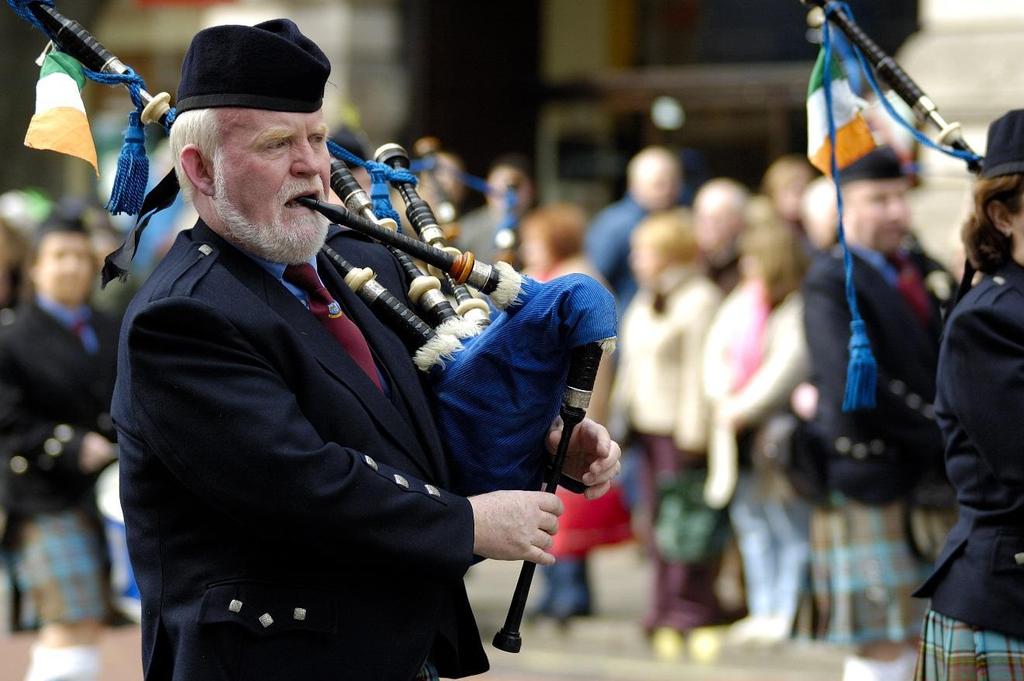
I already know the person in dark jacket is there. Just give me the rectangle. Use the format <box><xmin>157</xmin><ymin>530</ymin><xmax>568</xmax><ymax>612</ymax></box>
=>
<box><xmin>0</xmin><ymin>201</ymin><xmax>119</xmax><ymax>681</ymax></box>
<box><xmin>586</xmin><ymin>146</ymin><xmax>683</xmax><ymax>315</ymax></box>
<box><xmin>801</xmin><ymin>146</ymin><xmax>954</xmax><ymax>681</ymax></box>
<box><xmin>112</xmin><ymin>19</ymin><xmax>620</xmax><ymax>681</ymax></box>
<box><xmin>914</xmin><ymin>109</ymin><xmax>1024</xmax><ymax>681</ymax></box>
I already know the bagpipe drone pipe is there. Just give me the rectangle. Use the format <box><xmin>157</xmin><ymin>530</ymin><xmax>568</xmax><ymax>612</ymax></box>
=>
<box><xmin>410</xmin><ymin>136</ymin><xmax>524</xmax><ymax>269</ymax></box>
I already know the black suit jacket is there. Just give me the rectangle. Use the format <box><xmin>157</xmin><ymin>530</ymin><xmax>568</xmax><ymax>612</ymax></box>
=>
<box><xmin>0</xmin><ymin>300</ymin><xmax>119</xmax><ymax>523</ymax></box>
<box><xmin>801</xmin><ymin>247</ymin><xmax>947</xmax><ymax>504</ymax></box>
<box><xmin>112</xmin><ymin>222</ymin><xmax>488</xmax><ymax>681</ymax></box>
<box><xmin>915</xmin><ymin>261</ymin><xmax>1024</xmax><ymax>638</ymax></box>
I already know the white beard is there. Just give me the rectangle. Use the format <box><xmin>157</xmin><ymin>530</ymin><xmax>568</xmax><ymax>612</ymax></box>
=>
<box><xmin>212</xmin><ymin>166</ymin><xmax>328</xmax><ymax>264</ymax></box>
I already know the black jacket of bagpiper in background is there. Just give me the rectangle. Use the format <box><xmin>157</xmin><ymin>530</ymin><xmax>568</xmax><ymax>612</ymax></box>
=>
<box><xmin>914</xmin><ymin>260</ymin><xmax>1024</xmax><ymax>639</ymax></box>
<box><xmin>112</xmin><ymin>221</ymin><xmax>488</xmax><ymax>681</ymax></box>
<box><xmin>801</xmin><ymin>246</ymin><xmax>949</xmax><ymax>505</ymax></box>
<box><xmin>0</xmin><ymin>300</ymin><xmax>119</xmax><ymax>529</ymax></box>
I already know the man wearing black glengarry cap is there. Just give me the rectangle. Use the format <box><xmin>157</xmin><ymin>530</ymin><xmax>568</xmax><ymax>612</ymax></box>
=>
<box><xmin>111</xmin><ymin>19</ymin><xmax>621</xmax><ymax>681</ymax></box>
<box><xmin>800</xmin><ymin>146</ymin><xmax>954</xmax><ymax>680</ymax></box>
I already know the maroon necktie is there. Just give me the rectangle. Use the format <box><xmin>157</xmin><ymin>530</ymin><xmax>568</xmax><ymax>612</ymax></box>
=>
<box><xmin>70</xmin><ymin>318</ymin><xmax>87</xmax><ymax>342</ymax></box>
<box><xmin>887</xmin><ymin>252</ymin><xmax>932</xmax><ymax>327</ymax></box>
<box><xmin>283</xmin><ymin>263</ymin><xmax>382</xmax><ymax>391</ymax></box>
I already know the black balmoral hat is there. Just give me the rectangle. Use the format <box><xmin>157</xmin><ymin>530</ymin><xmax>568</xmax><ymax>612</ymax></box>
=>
<box><xmin>981</xmin><ymin>110</ymin><xmax>1024</xmax><ymax>179</ymax></box>
<box><xmin>175</xmin><ymin>19</ymin><xmax>330</xmax><ymax>115</ymax></box>
<box><xmin>838</xmin><ymin>146</ymin><xmax>904</xmax><ymax>186</ymax></box>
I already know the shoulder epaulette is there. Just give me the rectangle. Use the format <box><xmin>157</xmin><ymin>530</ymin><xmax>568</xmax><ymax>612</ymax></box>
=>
<box><xmin>962</xmin><ymin>273</ymin><xmax>1020</xmax><ymax>311</ymax></box>
<box><xmin>147</xmin><ymin>241</ymin><xmax>220</xmax><ymax>301</ymax></box>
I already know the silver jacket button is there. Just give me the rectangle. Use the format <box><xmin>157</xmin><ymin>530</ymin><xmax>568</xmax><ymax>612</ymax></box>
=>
<box><xmin>259</xmin><ymin>613</ymin><xmax>274</xmax><ymax>628</ymax></box>
<box><xmin>228</xmin><ymin>599</ymin><xmax>243</xmax><ymax>613</ymax></box>
<box><xmin>293</xmin><ymin>608</ymin><xmax>307</xmax><ymax>621</ymax></box>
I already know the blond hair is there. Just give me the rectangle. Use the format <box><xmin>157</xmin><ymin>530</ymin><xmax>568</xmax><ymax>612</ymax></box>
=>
<box><xmin>761</xmin><ymin>154</ymin><xmax>814</xmax><ymax>199</ymax></box>
<box><xmin>632</xmin><ymin>207</ymin><xmax>698</xmax><ymax>265</ymax></box>
<box><xmin>739</xmin><ymin>199</ymin><xmax>808</xmax><ymax>306</ymax></box>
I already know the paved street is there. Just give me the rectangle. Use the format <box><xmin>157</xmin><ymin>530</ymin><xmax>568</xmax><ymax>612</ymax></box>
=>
<box><xmin>0</xmin><ymin>543</ymin><xmax>848</xmax><ymax>680</ymax></box>
<box><xmin>468</xmin><ymin>543</ymin><xmax>847</xmax><ymax>680</ymax></box>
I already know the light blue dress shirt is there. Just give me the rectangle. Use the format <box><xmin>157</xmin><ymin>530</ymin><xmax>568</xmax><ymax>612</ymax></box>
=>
<box><xmin>36</xmin><ymin>294</ymin><xmax>98</xmax><ymax>354</ymax></box>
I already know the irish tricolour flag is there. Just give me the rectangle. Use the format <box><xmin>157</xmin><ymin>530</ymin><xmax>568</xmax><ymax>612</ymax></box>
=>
<box><xmin>24</xmin><ymin>51</ymin><xmax>98</xmax><ymax>174</ymax></box>
<box><xmin>806</xmin><ymin>48</ymin><xmax>875</xmax><ymax>176</ymax></box>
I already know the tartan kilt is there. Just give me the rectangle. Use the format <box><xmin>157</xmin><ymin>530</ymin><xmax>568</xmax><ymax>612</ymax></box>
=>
<box><xmin>803</xmin><ymin>497</ymin><xmax>930</xmax><ymax>645</ymax></box>
<box><xmin>6</xmin><ymin>508</ymin><xmax>109</xmax><ymax>630</ymax></box>
<box><xmin>916</xmin><ymin>609</ymin><xmax>1024</xmax><ymax>681</ymax></box>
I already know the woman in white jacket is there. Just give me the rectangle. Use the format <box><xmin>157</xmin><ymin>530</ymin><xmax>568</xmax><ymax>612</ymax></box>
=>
<box><xmin>703</xmin><ymin>202</ymin><xmax>812</xmax><ymax>645</ymax></box>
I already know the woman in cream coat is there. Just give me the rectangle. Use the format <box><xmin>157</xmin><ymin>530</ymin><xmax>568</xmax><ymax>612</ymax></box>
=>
<box><xmin>613</xmin><ymin>208</ymin><xmax>724</xmax><ymax>653</ymax></box>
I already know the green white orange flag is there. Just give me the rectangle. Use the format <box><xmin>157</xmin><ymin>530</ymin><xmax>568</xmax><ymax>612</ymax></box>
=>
<box><xmin>806</xmin><ymin>48</ymin><xmax>875</xmax><ymax>176</ymax></box>
<box><xmin>24</xmin><ymin>50</ymin><xmax>98</xmax><ymax>174</ymax></box>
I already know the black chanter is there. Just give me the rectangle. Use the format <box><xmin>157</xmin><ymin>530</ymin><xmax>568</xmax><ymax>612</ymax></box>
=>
<box><xmin>492</xmin><ymin>342</ymin><xmax>605</xmax><ymax>653</ymax></box>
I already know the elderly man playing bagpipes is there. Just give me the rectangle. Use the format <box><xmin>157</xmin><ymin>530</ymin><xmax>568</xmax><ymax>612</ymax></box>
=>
<box><xmin>88</xmin><ymin>18</ymin><xmax>623</xmax><ymax>681</ymax></box>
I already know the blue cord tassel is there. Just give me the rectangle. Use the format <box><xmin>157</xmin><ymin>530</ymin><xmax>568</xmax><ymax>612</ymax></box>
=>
<box><xmin>325</xmin><ymin>141</ymin><xmax>429</xmax><ymax>236</ymax></box>
<box><xmin>821</xmin><ymin>6</ymin><xmax>877</xmax><ymax>412</ymax></box>
<box><xmin>106</xmin><ymin>110</ymin><xmax>148</xmax><ymax>215</ymax></box>
<box><xmin>842</xmin><ymin>319</ymin><xmax>877</xmax><ymax>411</ymax></box>
<box><xmin>367</xmin><ymin>163</ymin><xmax>403</xmax><ymax>226</ymax></box>
<box><xmin>326</xmin><ymin>140</ymin><xmax>363</xmax><ymax>168</ymax></box>
<box><xmin>326</xmin><ymin>140</ymin><xmax>413</xmax><ymax>226</ymax></box>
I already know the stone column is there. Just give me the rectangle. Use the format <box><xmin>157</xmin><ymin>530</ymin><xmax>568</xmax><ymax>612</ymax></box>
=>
<box><xmin>897</xmin><ymin>0</ymin><xmax>1024</xmax><ymax>265</ymax></box>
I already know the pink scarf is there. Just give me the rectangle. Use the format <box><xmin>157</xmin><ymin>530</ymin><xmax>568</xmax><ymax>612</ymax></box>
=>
<box><xmin>727</xmin><ymin>279</ymin><xmax>770</xmax><ymax>392</ymax></box>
